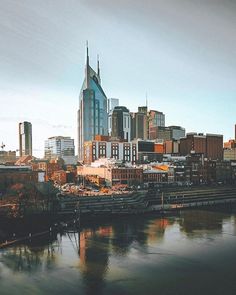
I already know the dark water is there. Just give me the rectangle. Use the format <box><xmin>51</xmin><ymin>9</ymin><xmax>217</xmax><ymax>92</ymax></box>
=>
<box><xmin>1</xmin><ymin>210</ymin><xmax>236</xmax><ymax>295</ymax></box>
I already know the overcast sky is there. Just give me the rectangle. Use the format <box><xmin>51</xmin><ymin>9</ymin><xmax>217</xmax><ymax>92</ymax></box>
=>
<box><xmin>0</xmin><ymin>0</ymin><xmax>236</xmax><ymax>157</ymax></box>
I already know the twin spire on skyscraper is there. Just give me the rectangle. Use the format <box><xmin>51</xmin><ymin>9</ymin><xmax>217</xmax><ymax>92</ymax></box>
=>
<box><xmin>85</xmin><ymin>41</ymin><xmax>101</xmax><ymax>87</ymax></box>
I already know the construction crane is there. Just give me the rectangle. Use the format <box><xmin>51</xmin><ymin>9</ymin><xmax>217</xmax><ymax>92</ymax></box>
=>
<box><xmin>1</xmin><ymin>142</ymin><xmax>5</xmax><ymax>151</ymax></box>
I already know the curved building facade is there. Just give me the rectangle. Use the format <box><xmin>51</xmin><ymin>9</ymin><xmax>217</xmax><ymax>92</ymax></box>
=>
<box><xmin>78</xmin><ymin>46</ymin><xmax>108</xmax><ymax>160</ymax></box>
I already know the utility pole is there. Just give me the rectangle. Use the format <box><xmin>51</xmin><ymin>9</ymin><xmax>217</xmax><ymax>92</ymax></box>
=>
<box><xmin>1</xmin><ymin>142</ymin><xmax>5</xmax><ymax>151</ymax></box>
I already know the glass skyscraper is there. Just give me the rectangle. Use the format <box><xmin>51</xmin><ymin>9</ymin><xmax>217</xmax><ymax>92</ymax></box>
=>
<box><xmin>44</xmin><ymin>136</ymin><xmax>76</xmax><ymax>165</ymax></box>
<box><xmin>77</xmin><ymin>45</ymin><xmax>108</xmax><ymax>160</ymax></box>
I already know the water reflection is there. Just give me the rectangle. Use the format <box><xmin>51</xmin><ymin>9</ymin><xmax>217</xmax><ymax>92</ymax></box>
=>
<box><xmin>78</xmin><ymin>228</ymin><xmax>111</xmax><ymax>295</ymax></box>
<box><xmin>0</xmin><ymin>236</ymin><xmax>59</xmax><ymax>274</ymax></box>
<box><xmin>0</xmin><ymin>210</ymin><xmax>236</xmax><ymax>295</ymax></box>
<box><xmin>179</xmin><ymin>210</ymin><xmax>226</xmax><ymax>235</ymax></box>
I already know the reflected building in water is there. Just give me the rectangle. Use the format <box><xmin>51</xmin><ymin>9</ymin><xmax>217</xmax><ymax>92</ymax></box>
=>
<box><xmin>1</xmin><ymin>213</ymin><xmax>236</xmax><ymax>295</ymax></box>
<box><xmin>78</xmin><ymin>227</ymin><xmax>112</xmax><ymax>295</ymax></box>
<box><xmin>0</xmin><ymin>240</ymin><xmax>58</xmax><ymax>274</ymax></box>
<box><xmin>179</xmin><ymin>210</ymin><xmax>225</xmax><ymax>236</ymax></box>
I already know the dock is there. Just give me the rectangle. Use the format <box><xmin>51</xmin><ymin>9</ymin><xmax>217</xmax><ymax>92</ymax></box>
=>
<box><xmin>56</xmin><ymin>185</ymin><xmax>236</xmax><ymax>216</ymax></box>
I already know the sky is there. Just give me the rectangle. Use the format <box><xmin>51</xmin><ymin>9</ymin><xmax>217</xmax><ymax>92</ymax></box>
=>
<box><xmin>0</xmin><ymin>0</ymin><xmax>236</xmax><ymax>157</ymax></box>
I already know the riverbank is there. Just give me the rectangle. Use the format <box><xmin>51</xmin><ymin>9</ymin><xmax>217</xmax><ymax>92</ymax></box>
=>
<box><xmin>56</xmin><ymin>184</ymin><xmax>236</xmax><ymax>217</ymax></box>
<box><xmin>1</xmin><ymin>185</ymin><xmax>236</xmax><ymax>245</ymax></box>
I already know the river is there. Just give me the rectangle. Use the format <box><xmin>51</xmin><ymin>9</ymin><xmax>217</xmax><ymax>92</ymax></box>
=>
<box><xmin>0</xmin><ymin>209</ymin><xmax>236</xmax><ymax>295</ymax></box>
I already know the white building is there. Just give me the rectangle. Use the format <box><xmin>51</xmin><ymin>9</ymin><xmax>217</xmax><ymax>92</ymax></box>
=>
<box><xmin>108</xmin><ymin>98</ymin><xmax>119</xmax><ymax>113</ymax></box>
<box><xmin>45</xmin><ymin>136</ymin><xmax>77</xmax><ymax>165</ymax></box>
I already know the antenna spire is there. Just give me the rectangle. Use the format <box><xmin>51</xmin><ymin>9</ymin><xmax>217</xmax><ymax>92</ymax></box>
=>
<box><xmin>85</xmin><ymin>40</ymin><xmax>90</xmax><ymax>88</ymax></box>
<box><xmin>146</xmin><ymin>92</ymin><xmax>148</xmax><ymax>109</ymax></box>
<box><xmin>97</xmin><ymin>54</ymin><xmax>100</xmax><ymax>77</ymax></box>
<box><xmin>86</xmin><ymin>40</ymin><xmax>89</xmax><ymax>65</ymax></box>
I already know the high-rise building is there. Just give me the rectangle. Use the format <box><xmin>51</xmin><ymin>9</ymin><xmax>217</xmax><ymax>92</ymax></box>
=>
<box><xmin>108</xmin><ymin>106</ymin><xmax>131</xmax><ymax>141</ymax></box>
<box><xmin>149</xmin><ymin>110</ymin><xmax>165</xmax><ymax>127</ymax></box>
<box><xmin>148</xmin><ymin>110</ymin><xmax>165</xmax><ymax>139</ymax></box>
<box><xmin>131</xmin><ymin>107</ymin><xmax>166</xmax><ymax>141</ymax></box>
<box><xmin>45</xmin><ymin>136</ymin><xmax>77</xmax><ymax>165</ymax></box>
<box><xmin>19</xmin><ymin>121</ymin><xmax>32</xmax><ymax>157</ymax></box>
<box><xmin>138</xmin><ymin>106</ymin><xmax>148</xmax><ymax>114</ymax></box>
<box><xmin>131</xmin><ymin>107</ymin><xmax>148</xmax><ymax>140</ymax></box>
<box><xmin>108</xmin><ymin>98</ymin><xmax>119</xmax><ymax>113</ymax></box>
<box><xmin>77</xmin><ymin>44</ymin><xmax>108</xmax><ymax>160</ymax></box>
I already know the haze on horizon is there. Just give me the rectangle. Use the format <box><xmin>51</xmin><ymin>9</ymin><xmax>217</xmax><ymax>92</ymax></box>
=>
<box><xmin>0</xmin><ymin>0</ymin><xmax>235</xmax><ymax>157</ymax></box>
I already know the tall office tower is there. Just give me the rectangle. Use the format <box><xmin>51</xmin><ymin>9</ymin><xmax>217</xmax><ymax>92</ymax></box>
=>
<box><xmin>149</xmin><ymin>110</ymin><xmax>165</xmax><ymax>127</ymax></box>
<box><xmin>138</xmin><ymin>106</ymin><xmax>148</xmax><ymax>114</ymax></box>
<box><xmin>130</xmin><ymin>106</ymin><xmax>148</xmax><ymax>140</ymax></box>
<box><xmin>108</xmin><ymin>98</ymin><xmax>119</xmax><ymax>113</ymax></box>
<box><xmin>77</xmin><ymin>44</ymin><xmax>108</xmax><ymax>160</ymax></box>
<box><xmin>45</xmin><ymin>136</ymin><xmax>76</xmax><ymax>165</ymax></box>
<box><xmin>131</xmin><ymin>111</ymin><xmax>148</xmax><ymax>140</ymax></box>
<box><xmin>19</xmin><ymin>121</ymin><xmax>32</xmax><ymax>157</ymax></box>
<box><xmin>148</xmin><ymin>110</ymin><xmax>165</xmax><ymax>139</ymax></box>
<box><xmin>108</xmin><ymin>106</ymin><xmax>131</xmax><ymax>141</ymax></box>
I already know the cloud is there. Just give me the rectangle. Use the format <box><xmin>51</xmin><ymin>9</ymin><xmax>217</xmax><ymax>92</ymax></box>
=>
<box><xmin>52</xmin><ymin>124</ymin><xmax>72</xmax><ymax>129</ymax></box>
<box><xmin>0</xmin><ymin>117</ymin><xmax>71</xmax><ymax>130</ymax></box>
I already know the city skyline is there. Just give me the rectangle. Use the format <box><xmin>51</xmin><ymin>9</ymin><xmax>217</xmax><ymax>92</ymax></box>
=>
<box><xmin>0</xmin><ymin>0</ymin><xmax>236</xmax><ymax>157</ymax></box>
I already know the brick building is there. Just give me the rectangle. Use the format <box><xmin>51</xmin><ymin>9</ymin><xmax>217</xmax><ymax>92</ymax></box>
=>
<box><xmin>77</xmin><ymin>162</ymin><xmax>143</xmax><ymax>186</ymax></box>
<box><xmin>143</xmin><ymin>169</ymin><xmax>168</xmax><ymax>184</ymax></box>
<box><xmin>51</xmin><ymin>170</ymin><xmax>67</xmax><ymax>185</ymax></box>
<box><xmin>180</xmin><ymin>133</ymin><xmax>223</xmax><ymax>160</ymax></box>
<box><xmin>164</xmin><ymin>140</ymin><xmax>179</xmax><ymax>154</ymax></box>
<box><xmin>31</xmin><ymin>159</ymin><xmax>62</xmax><ymax>181</ymax></box>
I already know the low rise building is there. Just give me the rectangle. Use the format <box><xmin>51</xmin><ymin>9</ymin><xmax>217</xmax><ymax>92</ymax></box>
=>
<box><xmin>84</xmin><ymin>138</ymin><xmax>166</xmax><ymax>164</ymax></box>
<box><xmin>224</xmin><ymin>139</ymin><xmax>236</xmax><ymax>149</ymax></box>
<box><xmin>0</xmin><ymin>150</ymin><xmax>17</xmax><ymax>164</ymax></box>
<box><xmin>231</xmin><ymin>161</ymin><xmax>236</xmax><ymax>184</ymax></box>
<box><xmin>157</xmin><ymin>126</ymin><xmax>185</xmax><ymax>141</ymax></box>
<box><xmin>31</xmin><ymin>159</ymin><xmax>62</xmax><ymax>181</ymax></box>
<box><xmin>180</xmin><ymin>133</ymin><xmax>223</xmax><ymax>160</ymax></box>
<box><xmin>77</xmin><ymin>159</ymin><xmax>143</xmax><ymax>186</ymax></box>
<box><xmin>224</xmin><ymin>148</ymin><xmax>236</xmax><ymax>161</ymax></box>
<box><xmin>15</xmin><ymin>155</ymin><xmax>34</xmax><ymax>166</ymax></box>
<box><xmin>0</xmin><ymin>165</ymin><xmax>45</xmax><ymax>190</ymax></box>
<box><xmin>143</xmin><ymin>164</ymin><xmax>168</xmax><ymax>185</ymax></box>
<box><xmin>84</xmin><ymin>140</ymin><xmax>137</xmax><ymax>164</ymax></box>
<box><xmin>51</xmin><ymin>170</ymin><xmax>67</xmax><ymax>185</ymax></box>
